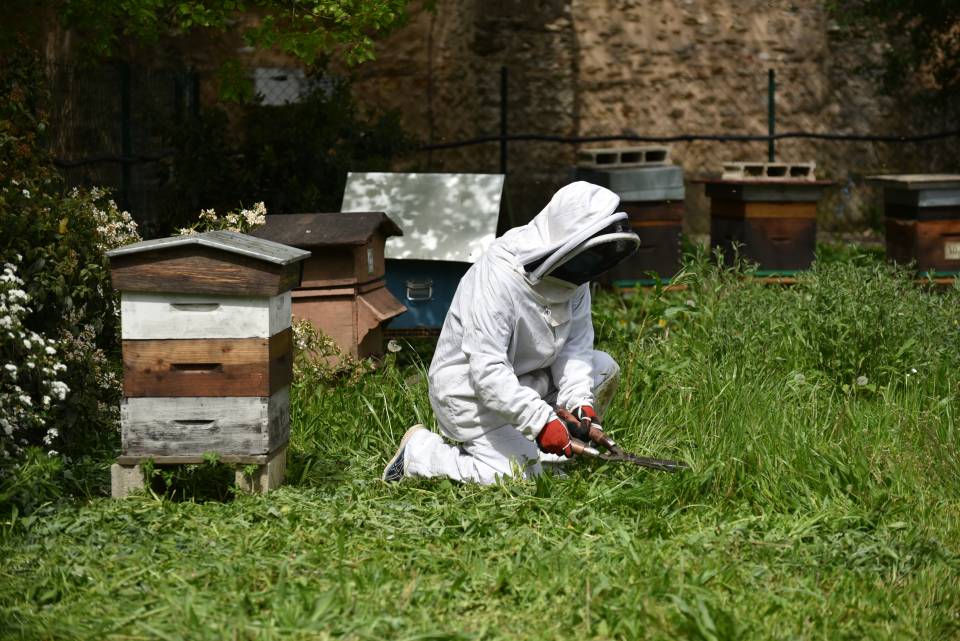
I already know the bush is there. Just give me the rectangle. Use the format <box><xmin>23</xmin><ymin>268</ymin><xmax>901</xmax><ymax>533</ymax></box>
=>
<box><xmin>1</xmin><ymin>46</ymin><xmax>140</xmax><ymax>513</ymax></box>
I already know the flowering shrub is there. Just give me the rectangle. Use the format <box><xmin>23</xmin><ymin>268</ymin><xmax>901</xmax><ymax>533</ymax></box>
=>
<box><xmin>178</xmin><ymin>202</ymin><xmax>267</xmax><ymax>235</ymax></box>
<box><xmin>0</xmin><ymin>259</ymin><xmax>70</xmax><ymax>459</ymax></box>
<box><xmin>1</xmin><ymin>46</ymin><xmax>141</xmax><ymax>511</ymax></box>
<box><xmin>292</xmin><ymin>319</ymin><xmax>374</xmax><ymax>386</ymax></box>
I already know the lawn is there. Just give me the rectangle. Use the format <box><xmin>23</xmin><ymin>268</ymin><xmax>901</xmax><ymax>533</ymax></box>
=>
<box><xmin>1</xmin><ymin>248</ymin><xmax>959</xmax><ymax>640</ymax></box>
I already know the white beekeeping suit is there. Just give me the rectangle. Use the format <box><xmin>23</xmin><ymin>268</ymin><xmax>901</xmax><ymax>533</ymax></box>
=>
<box><xmin>384</xmin><ymin>181</ymin><xmax>638</xmax><ymax>484</ymax></box>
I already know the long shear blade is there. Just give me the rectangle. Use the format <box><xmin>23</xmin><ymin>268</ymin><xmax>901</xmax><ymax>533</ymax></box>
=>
<box><xmin>600</xmin><ymin>446</ymin><xmax>689</xmax><ymax>473</ymax></box>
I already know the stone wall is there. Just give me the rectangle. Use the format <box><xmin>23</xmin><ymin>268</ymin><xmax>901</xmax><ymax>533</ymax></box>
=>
<box><xmin>349</xmin><ymin>0</ymin><xmax>959</xmax><ymax>232</ymax></box>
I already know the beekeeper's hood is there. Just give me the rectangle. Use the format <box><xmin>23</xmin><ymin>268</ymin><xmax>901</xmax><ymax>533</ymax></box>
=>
<box><xmin>495</xmin><ymin>181</ymin><xmax>640</xmax><ymax>287</ymax></box>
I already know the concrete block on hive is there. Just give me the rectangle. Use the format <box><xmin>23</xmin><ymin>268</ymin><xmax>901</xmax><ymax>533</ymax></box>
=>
<box><xmin>577</xmin><ymin>146</ymin><xmax>671</xmax><ymax>169</ymax></box>
<box><xmin>721</xmin><ymin>161</ymin><xmax>816</xmax><ymax>182</ymax></box>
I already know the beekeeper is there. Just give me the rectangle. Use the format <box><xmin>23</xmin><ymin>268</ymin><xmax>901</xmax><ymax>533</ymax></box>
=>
<box><xmin>383</xmin><ymin>181</ymin><xmax>639</xmax><ymax>484</ymax></box>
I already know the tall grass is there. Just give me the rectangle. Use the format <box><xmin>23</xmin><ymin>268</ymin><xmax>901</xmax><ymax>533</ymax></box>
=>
<box><xmin>1</xmin><ymin>247</ymin><xmax>958</xmax><ymax>640</ymax></box>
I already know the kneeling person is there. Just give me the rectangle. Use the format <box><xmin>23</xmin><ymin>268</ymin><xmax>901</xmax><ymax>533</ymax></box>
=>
<box><xmin>383</xmin><ymin>181</ymin><xmax>639</xmax><ymax>484</ymax></box>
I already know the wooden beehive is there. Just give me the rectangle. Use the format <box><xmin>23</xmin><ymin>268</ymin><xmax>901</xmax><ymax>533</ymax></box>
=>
<box><xmin>867</xmin><ymin>174</ymin><xmax>960</xmax><ymax>275</ymax></box>
<box><xmin>248</xmin><ymin>212</ymin><xmax>406</xmax><ymax>359</ymax></box>
<box><xmin>703</xmin><ymin>170</ymin><xmax>832</xmax><ymax>272</ymax></box>
<box><xmin>574</xmin><ymin>158</ymin><xmax>685</xmax><ymax>283</ymax></box>
<box><xmin>106</xmin><ymin>231</ymin><xmax>310</xmax><ymax>497</ymax></box>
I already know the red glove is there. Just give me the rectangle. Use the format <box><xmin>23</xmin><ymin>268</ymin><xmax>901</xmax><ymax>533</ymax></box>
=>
<box><xmin>536</xmin><ymin>418</ymin><xmax>572</xmax><ymax>457</ymax></box>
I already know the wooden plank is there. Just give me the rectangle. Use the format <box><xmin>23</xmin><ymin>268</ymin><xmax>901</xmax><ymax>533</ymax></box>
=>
<box><xmin>121</xmin><ymin>292</ymin><xmax>290</xmax><ymax>340</ymax></box>
<box><xmin>291</xmin><ymin>295</ymin><xmax>358</xmax><ymax>356</ymax></box>
<box><xmin>121</xmin><ymin>387</ymin><xmax>290</xmax><ymax>457</ymax></box>
<box><xmin>122</xmin><ymin>329</ymin><xmax>292</xmax><ymax>397</ymax></box>
<box><xmin>887</xmin><ymin>218</ymin><xmax>960</xmax><ymax>272</ymax></box>
<box><xmin>116</xmin><ymin>444</ymin><xmax>287</xmax><ymax>466</ymax></box>
<box><xmin>621</xmin><ymin>200</ymin><xmax>685</xmax><ymax>222</ymax></box>
<box><xmin>111</xmin><ymin>245</ymin><xmax>300</xmax><ymax>296</ymax></box>
<box><xmin>711</xmin><ymin>200</ymin><xmax>817</xmax><ymax>219</ymax></box>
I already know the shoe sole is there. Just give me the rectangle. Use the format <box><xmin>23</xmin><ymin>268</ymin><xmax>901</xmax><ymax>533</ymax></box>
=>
<box><xmin>381</xmin><ymin>424</ymin><xmax>426</xmax><ymax>481</ymax></box>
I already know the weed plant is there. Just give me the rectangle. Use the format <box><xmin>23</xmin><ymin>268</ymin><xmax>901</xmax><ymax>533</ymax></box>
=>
<box><xmin>1</xmin><ymin>247</ymin><xmax>958</xmax><ymax>640</ymax></box>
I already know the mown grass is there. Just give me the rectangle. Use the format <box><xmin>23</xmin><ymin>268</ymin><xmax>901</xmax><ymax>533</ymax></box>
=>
<box><xmin>1</xmin><ymin>247</ymin><xmax>959</xmax><ymax>640</ymax></box>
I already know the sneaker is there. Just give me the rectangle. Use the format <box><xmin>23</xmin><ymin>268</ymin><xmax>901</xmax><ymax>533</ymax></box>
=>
<box><xmin>381</xmin><ymin>424</ymin><xmax>426</xmax><ymax>482</ymax></box>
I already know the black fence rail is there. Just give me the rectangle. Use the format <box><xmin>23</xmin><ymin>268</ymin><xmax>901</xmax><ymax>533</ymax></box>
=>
<box><xmin>48</xmin><ymin>61</ymin><xmax>960</xmax><ymax>235</ymax></box>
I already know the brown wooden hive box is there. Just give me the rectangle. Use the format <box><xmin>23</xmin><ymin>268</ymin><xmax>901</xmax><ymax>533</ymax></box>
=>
<box><xmin>868</xmin><ymin>174</ymin><xmax>960</xmax><ymax>274</ymax></box>
<box><xmin>702</xmin><ymin>178</ymin><xmax>831</xmax><ymax>272</ymax></box>
<box><xmin>106</xmin><ymin>231</ymin><xmax>310</xmax><ymax>497</ymax></box>
<box><xmin>249</xmin><ymin>212</ymin><xmax>407</xmax><ymax>359</ymax></box>
<box><xmin>606</xmin><ymin>201</ymin><xmax>685</xmax><ymax>282</ymax></box>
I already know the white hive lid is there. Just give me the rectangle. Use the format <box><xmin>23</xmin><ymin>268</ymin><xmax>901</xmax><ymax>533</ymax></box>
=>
<box><xmin>340</xmin><ymin>172</ymin><xmax>504</xmax><ymax>263</ymax></box>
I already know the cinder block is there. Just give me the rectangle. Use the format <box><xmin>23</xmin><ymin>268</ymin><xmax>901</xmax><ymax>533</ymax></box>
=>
<box><xmin>111</xmin><ymin>463</ymin><xmax>145</xmax><ymax>498</ymax></box>
<box><xmin>721</xmin><ymin>161</ymin><xmax>817</xmax><ymax>182</ymax></box>
<box><xmin>577</xmin><ymin>146</ymin><xmax>672</xmax><ymax>169</ymax></box>
<box><xmin>235</xmin><ymin>445</ymin><xmax>287</xmax><ymax>494</ymax></box>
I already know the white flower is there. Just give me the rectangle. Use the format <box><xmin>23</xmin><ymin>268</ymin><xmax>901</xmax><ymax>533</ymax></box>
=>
<box><xmin>26</xmin><ymin>361</ymin><xmax>34</xmax><ymax>368</ymax></box>
<box><xmin>42</xmin><ymin>395</ymin><xmax>51</xmax><ymax>406</ymax></box>
<box><xmin>910</xmin><ymin>368</ymin><xmax>917</xmax><ymax>374</ymax></box>
<box><xmin>22</xmin><ymin>189</ymin><xmax>30</xmax><ymax>198</ymax></box>
<box><xmin>387</xmin><ymin>339</ymin><xmax>402</xmax><ymax>353</ymax></box>
<box><xmin>22</xmin><ymin>338</ymin><xmax>31</xmax><ymax>349</ymax></box>
<box><xmin>0</xmin><ymin>316</ymin><xmax>11</xmax><ymax>328</ymax></box>
<box><xmin>44</xmin><ymin>345</ymin><xmax>56</xmax><ymax>355</ymax></box>
<box><xmin>18</xmin><ymin>394</ymin><xmax>32</xmax><ymax>406</ymax></box>
<box><xmin>3</xmin><ymin>363</ymin><xmax>15</xmax><ymax>373</ymax></box>
<box><xmin>178</xmin><ymin>227</ymin><xmax>197</xmax><ymax>236</ymax></box>
<box><xmin>856</xmin><ymin>375</ymin><xmax>869</xmax><ymax>387</ymax></box>
<box><xmin>47</xmin><ymin>450</ymin><xmax>58</xmax><ymax>457</ymax></box>
<box><xmin>49</xmin><ymin>380</ymin><xmax>70</xmax><ymax>400</ymax></box>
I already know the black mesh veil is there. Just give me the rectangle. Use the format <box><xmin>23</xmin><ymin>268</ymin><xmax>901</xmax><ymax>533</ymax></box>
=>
<box><xmin>525</xmin><ymin>220</ymin><xmax>640</xmax><ymax>285</ymax></box>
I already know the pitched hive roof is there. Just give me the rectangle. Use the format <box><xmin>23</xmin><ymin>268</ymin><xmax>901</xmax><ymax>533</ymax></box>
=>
<box><xmin>247</xmin><ymin>212</ymin><xmax>402</xmax><ymax>249</ymax></box>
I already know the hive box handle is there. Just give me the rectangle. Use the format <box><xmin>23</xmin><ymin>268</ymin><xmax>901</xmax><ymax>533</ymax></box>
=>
<box><xmin>170</xmin><ymin>302</ymin><xmax>220</xmax><ymax>312</ymax></box>
<box><xmin>171</xmin><ymin>363</ymin><xmax>223</xmax><ymax>373</ymax></box>
<box><xmin>172</xmin><ymin>419</ymin><xmax>217</xmax><ymax>427</ymax></box>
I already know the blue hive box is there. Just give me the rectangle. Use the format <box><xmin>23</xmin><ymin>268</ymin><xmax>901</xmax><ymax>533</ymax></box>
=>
<box><xmin>341</xmin><ymin>172</ymin><xmax>504</xmax><ymax>334</ymax></box>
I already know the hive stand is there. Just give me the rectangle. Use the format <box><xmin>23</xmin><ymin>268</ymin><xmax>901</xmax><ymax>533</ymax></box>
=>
<box><xmin>109</xmin><ymin>446</ymin><xmax>287</xmax><ymax>497</ymax></box>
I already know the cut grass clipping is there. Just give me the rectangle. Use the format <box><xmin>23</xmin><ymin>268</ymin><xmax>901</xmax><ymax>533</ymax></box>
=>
<box><xmin>2</xmin><ymin>248</ymin><xmax>959</xmax><ymax>640</ymax></box>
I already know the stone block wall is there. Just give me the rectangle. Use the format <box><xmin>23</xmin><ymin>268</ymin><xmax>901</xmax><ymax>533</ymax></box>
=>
<box><xmin>349</xmin><ymin>0</ymin><xmax>959</xmax><ymax>233</ymax></box>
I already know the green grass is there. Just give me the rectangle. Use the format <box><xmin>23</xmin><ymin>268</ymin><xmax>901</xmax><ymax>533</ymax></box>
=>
<box><xmin>2</xmin><ymin>247</ymin><xmax>959</xmax><ymax>640</ymax></box>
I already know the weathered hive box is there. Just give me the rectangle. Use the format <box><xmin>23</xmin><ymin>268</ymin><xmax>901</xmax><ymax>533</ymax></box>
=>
<box><xmin>867</xmin><ymin>174</ymin><xmax>960</xmax><ymax>275</ymax></box>
<box><xmin>574</xmin><ymin>146</ymin><xmax>685</xmax><ymax>283</ymax></box>
<box><xmin>703</xmin><ymin>163</ymin><xmax>831</xmax><ymax>272</ymax></box>
<box><xmin>248</xmin><ymin>212</ymin><xmax>406</xmax><ymax>358</ymax></box>
<box><xmin>341</xmin><ymin>172</ymin><xmax>504</xmax><ymax>334</ymax></box>
<box><xmin>106</xmin><ymin>230</ymin><xmax>310</xmax><ymax>497</ymax></box>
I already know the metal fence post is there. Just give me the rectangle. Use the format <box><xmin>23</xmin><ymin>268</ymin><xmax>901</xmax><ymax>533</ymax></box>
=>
<box><xmin>500</xmin><ymin>66</ymin><xmax>508</xmax><ymax>175</ymax></box>
<box><xmin>119</xmin><ymin>61</ymin><xmax>132</xmax><ymax>211</ymax></box>
<box><xmin>767</xmin><ymin>69</ymin><xmax>776</xmax><ymax>162</ymax></box>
